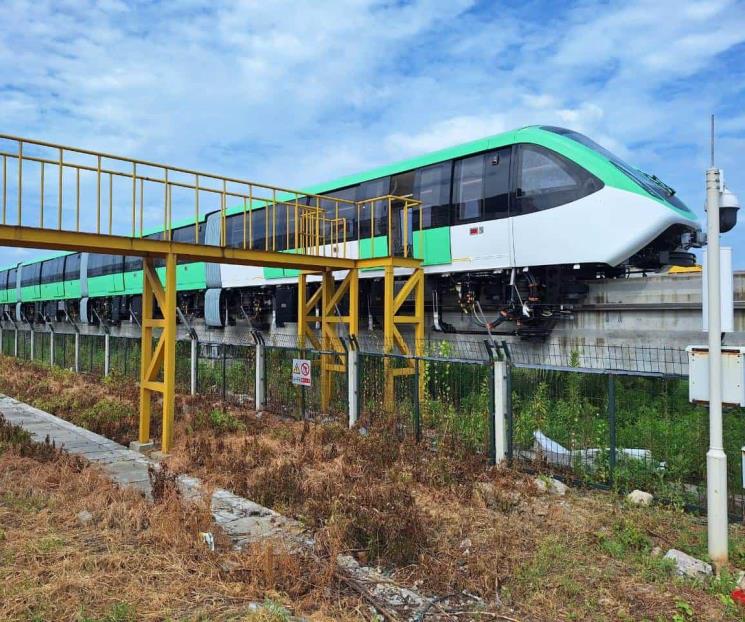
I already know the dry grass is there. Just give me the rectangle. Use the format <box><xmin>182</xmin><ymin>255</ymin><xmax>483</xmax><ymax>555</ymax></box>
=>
<box><xmin>0</xmin><ymin>414</ymin><xmax>365</xmax><ymax>621</ymax></box>
<box><xmin>2</xmin><ymin>356</ymin><xmax>745</xmax><ymax>621</ymax></box>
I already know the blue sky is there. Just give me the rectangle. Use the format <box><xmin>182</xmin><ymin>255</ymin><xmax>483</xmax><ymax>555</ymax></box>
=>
<box><xmin>1</xmin><ymin>0</ymin><xmax>745</xmax><ymax>266</ymax></box>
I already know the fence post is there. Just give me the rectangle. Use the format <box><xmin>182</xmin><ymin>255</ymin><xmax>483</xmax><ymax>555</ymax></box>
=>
<box><xmin>413</xmin><ymin>353</ymin><xmax>421</xmax><ymax>442</ymax></box>
<box><xmin>104</xmin><ymin>333</ymin><xmax>110</xmax><ymax>376</ymax></box>
<box><xmin>608</xmin><ymin>374</ymin><xmax>617</xmax><ymax>487</ymax></box>
<box><xmin>14</xmin><ymin>327</ymin><xmax>18</xmax><ymax>357</ymax></box>
<box><xmin>30</xmin><ymin>328</ymin><xmax>35</xmax><ymax>360</ymax></box>
<box><xmin>347</xmin><ymin>337</ymin><xmax>359</xmax><ymax>428</ymax></box>
<box><xmin>254</xmin><ymin>332</ymin><xmax>266</xmax><ymax>411</ymax></box>
<box><xmin>190</xmin><ymin>337</ymin><xmax>198</xmax><ymax>396</ymax></box>
<box><xmin>221</xmin><ymin>344</ymin><xmax>227</xmax><ymax>401</ymax></box>
<box><xmin>493</xmin><ymin>353</ymin><xmax>508</xmax><ymax>464</ymax></box>
<box><xmin>50</xmin><ymin>331</ymin><xmax>55</xmax><ymax>367</ymax></box>
<box><xmin>74</xmin><ymin>332</ymin><xmax>80</xmax><ymax>373</ymax></box>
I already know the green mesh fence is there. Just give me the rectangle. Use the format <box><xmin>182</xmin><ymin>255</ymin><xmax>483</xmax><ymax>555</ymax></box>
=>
<box><xmin>197</xmin><ymin>342</ymin><xmax>257</xmax><ymax>407</ymax></box>
<box><xmin>510</xmin><ymin>365</ymin><xmax>745</xmax><ymax>518</ymax></box>
<box><xmin>264</xmin><ymin>344</ymin><xmax>346</xmax><ymax>422</ymax></box>
<box><xmin>53</xmin><ymin>333</ymin><xmax>77</xmax><ymax>369</ymax></box>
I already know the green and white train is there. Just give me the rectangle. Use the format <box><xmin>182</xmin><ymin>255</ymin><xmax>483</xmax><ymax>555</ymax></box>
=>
<box><xmin>0</xmin><ymin>126</ymin><xmax>701</xmax><ymax>338</ymax></box>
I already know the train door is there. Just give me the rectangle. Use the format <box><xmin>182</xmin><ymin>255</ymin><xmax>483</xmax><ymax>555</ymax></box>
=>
<box><xmin>112</xmin><ymin>257</ymin><xmax>125</xmax><ymax>292</ymax></box>
<box><xmin>394</xmin><ymin>163</ymin><xmax>452</xmax><ymax>265</ymax></box>
<box><xmin>52</xmin><ymin>257</ymin><xmax>64</xmax><ymax>298</ymax></box>
<box><xmin>357</xmin><ymin>177</ymin><xmax>390</xmax><ymax>260</ymax></box>
<box><xmin>450</xmin><ymin>146</ymin><xmax>513</xmax><ymax>270</ymax></box>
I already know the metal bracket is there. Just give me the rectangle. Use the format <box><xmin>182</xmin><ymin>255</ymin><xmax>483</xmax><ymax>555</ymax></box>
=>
<box><xmin>176</xmin><ymin>306</ymin><xmax>198</xmax><ymax>340</ymax></box>
<box><xmin>63</xmin><ymin>308</ymin><xmax>81</xmax><ymax>334</ymax></box>
<box><xmin>91</xmin><ymin>307</ymin><xmax>110</xmax><ymax>335</ymax></box>
<box><xmin>129</xmin><ymin>305</ymin><xmax>141</xmax><ymax>328</ymax></box>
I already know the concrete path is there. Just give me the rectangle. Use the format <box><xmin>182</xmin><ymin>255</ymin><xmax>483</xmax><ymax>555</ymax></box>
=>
<box><xmin>0</xmin><ymin>395</ymin><xmax>153</xmax><ymax>494</ymax></box>
<box><xmin>0</xmin><ymin>394</ymin><xmax>429</xmax><ymax>619</ymax></box>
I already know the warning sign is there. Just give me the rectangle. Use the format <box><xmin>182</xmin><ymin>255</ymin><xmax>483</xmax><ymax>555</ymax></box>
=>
<box><xmin>292</xmin><ymin>358</ymin><xmax>311</xmax><ymax>387</ymax></box>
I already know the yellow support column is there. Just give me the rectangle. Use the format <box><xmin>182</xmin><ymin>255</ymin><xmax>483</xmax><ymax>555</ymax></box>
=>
<box><xmin>348</xmin><ymin>268</ymin><xmax>359</xmax><ymax>337</ymax></box>
<box><xmin>414</xmin><ymin>267</ymin><xmax>425</xmax><ymax>401</ymax></box>
<box><xmin>383</xmin><ymin>264</ymin><xmax>395</xmax><ymax>411</ymax></box>
<box><xmin>320</xmin><ymin>270</ymin><xmax>334</xmax><ymax>412</ymax></box>
<box><xmin>161</xmin><ymin>253</ymin><xmax>177</xmax><ymax>453</ymax></box>
<box><xmin>138</xmin><ymin>254</ymin><xmax>178</xmax><ymax>454</ymax></box>
<box><xmin>138</xmin><ymin>260</ymin><xmax>153</xmax><ymax>444</ymax></box>
<box><xmin>381</xmin><ymin>264</ymin><xmax>425</xmax><ymax>412</ymax></box>
<box><xmin>298</xmin><ymin>268</ymin><xmax>359</xmax><ymax>414</ymax></box>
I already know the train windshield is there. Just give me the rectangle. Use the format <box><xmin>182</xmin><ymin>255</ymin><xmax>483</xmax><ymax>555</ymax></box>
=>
<box><xmin>541</xmin><ymin>126</ymin><xmax>693</xmax><ymax>214</ymax></box>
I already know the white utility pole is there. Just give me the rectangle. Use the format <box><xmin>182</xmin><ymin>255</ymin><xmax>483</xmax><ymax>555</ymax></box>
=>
<box><xmin>706</xmin><ymin>115</ymin><xmax>728</xmax><ymax>567</ymax></box>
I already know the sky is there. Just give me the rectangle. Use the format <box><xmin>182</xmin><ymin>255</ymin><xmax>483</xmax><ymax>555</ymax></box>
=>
<box><xmin>1</xmin><ymin>0</ymin><xmax>745</xmax><ymax>267</ymax></box>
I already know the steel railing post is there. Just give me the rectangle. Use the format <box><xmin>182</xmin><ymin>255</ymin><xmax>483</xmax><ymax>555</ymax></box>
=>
<box><xmin>104</xmin><ymin>333</ymin><xmax>110</xmax><ymax>376</ymax></box>
<box><xmin>50</xmin><ymin>330</ymin><xmax>55</xmax><ymax>367</ymax></box>
<box><xmin>608</xmin><ymin>374</ymin><xmax>617</xmax><ymax>487</ymax></box>
<box><xmin>413</xmin><ymin>353</ymin><xmax>421</xmax><ymax>442</ymax></box>
<box><xmin>190</xmin><ymin>337</ymin><xmax>197</xmax><ymax>396</ymax></box>
<box><xmin>74</xmin><ymin>332</ymin><xmax>80</xmax><ymax>372</ymax></box>
<box><xmin>14</xmin><ymin>327</ymin><xmax>18</xmax><ymax>357</ymax></box>
<box><xmin>493</xmin><ymin>354</ymin><xmax>508</xmax><ymax>464</ymax></box>
<box><xmin>29</xmin><ymin>327</ymin><xmax>34</xmax><ymax>360</ymax></box>
<box><xmin>254</xmin><ymin>332</ymin><xmax>266</xmax><ymax>411</ymax></box>
<box><xmin>347</xmin><ymin>337</ymin><xmax>358</xmax><ymax>428</ymax></box>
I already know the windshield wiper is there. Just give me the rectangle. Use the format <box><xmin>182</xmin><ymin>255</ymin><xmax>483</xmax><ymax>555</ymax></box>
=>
<box><xmin>639</xmin><ymin>169</ymin><xmax>676</xmax><ymax>196</ymax></box>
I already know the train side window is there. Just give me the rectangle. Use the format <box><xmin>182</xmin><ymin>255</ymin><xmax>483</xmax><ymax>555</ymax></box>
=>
<box><xmin>172</xmin><ymin>224</ymin><xmax>196</xmax><ymax>244</ymax></box>
<box><xmin>483</xmin><ymin>147</ymin><xmax>511</xmax><ymax>220</ymax></box>
<box><xmin>453</xmin><ymin>155</ymin><xmax>484</xmax><ymax>223</ymax></box>
<box><xmin>357</xmin><ymin>177</ymin><xmax>390</xmax><ymax>239</ymax></box>
<box><xmin>414</xmin><ymin>163</ymin><xmax>451</xmax><ymax>228</ymax></box>
<box><xmin>21</xmin><ymin>262</ymin><xmax>41</xmax><ymax>287</ymax></box>
<box><xmin>319</xmin><ymin>186</ymin><xmax>357</xmax><ymax>242</ymax></box>
<box><xmin>64</xmin><ymin>254</ymin><xmax>81</xmax><ymax>281</ymax></box>
<box><xmin>88</xmin><ymin>254</ymin><xmax>123</xmax><ymax>278</ymax></box>
<box><xmin>236</xmin><ymin>208</ymin><xmax>266</xmax><ymax>250</ymax></box>
<box><xmin>40</xmin><ymin>261</ymin><xmax>52</xmax><ymax>285</ymax></box>
<box><xmin>123</xmin><ymin>256</ymin><xmax>142</xmax><ymax>273</ymax></box>
<box><xmin>8</xmin><ymin>268</ymin><xmax>16</xmax><ymax>289</ymax></box>
<box><xmin>0</xmin><ymin>270</ymin><xmax>7</xmax><ymax>290</ymax></box>
<box><xmin>172</xmin><ymin>224</ymin><xmax>199</xmax><ymax>262</ymax></box>
<box><xmin>41</xmin><ymin>257</ymin><xmax>64</xmax><ymax>284</ymax></box>
<box><xmin>513</xmin><ymin>144</ymin><xmax>603</xmax><ymax>215</ymax></box>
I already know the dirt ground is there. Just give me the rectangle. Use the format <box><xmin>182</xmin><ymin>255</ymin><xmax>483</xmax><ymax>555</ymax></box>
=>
<box><xmin>1</xmin><ymin>357</ymin><xmax>745</xmax><ymax>621</ymax></box>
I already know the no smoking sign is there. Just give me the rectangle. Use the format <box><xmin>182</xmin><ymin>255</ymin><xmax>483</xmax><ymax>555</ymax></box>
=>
<box><xmin>292</xmin><ymin>358</ymin><xmax>312</xmax><ymax>387</ymax></box>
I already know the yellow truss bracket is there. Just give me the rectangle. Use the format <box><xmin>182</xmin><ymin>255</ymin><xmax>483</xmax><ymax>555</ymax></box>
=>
<box><xmin>139</xmin><ymin>254</ymin><xmax>177</xmax><ymax>454</ymax></box>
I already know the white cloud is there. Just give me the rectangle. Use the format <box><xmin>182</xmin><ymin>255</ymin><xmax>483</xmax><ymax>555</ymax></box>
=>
<box><xmin>0</xmin><ymin>0</ymin><xmax>744</xmax><ymax>265</ymax></box>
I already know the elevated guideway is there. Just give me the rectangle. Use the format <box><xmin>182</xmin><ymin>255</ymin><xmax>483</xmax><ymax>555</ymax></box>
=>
<box><xmin>0</xmin><ymin>134</ymin><xmax>426</xmax><ymax>452</ymax></box>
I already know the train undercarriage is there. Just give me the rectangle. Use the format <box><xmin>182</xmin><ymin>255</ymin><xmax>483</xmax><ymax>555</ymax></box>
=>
<box><xmin>5</xmin><ymin>265</ymin><xmax>689</xmax><ymax>342</ymax></box>
<box><xmin>7</xmin><ymin>225</ymin><xmax>697</xmax><ymax>341</ymax></box>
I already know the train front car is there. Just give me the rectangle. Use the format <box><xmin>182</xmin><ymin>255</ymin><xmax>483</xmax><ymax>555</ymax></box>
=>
<box><xmin>480</xmin><ymin>125</ymin><xmax>701</xmax><ymax>338</ymax></box>
<box><xmin>535</xmin><ymin>126</ymin><xmax>700</xmax><ymax>269</ymax></box>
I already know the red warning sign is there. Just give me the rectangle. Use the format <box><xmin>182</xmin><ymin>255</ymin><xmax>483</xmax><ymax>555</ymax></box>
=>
<box><xmin>292</xmin><ymin>358</ymin><xmax>312</xmax><ymax>386</ymax></box>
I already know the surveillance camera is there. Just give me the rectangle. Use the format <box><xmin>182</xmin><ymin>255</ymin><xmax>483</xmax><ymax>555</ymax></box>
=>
<box><xmin>719</xmin><ymin>187</ymin><xmax>739</xmax><ymax>233</ymax></box>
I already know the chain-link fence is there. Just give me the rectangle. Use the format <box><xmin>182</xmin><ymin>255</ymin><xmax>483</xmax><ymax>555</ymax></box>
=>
<box><xmin>109</xmin><ymin>336</ymin><xmax>140</xmax><ymax>378</ymax></box>
<box><xmin>507</xmin><ymin>346</ymin><xmax>745</xmax><ymax>520</ymax></box>
<box><xmin>54</xmin><ymin>332</ymin><xmax>77</xmax><ymax>369</ymax></box>
<box><xmin>197</xmin><ymin>342</ymin><xmax>256</xmax><ymax>405</ymax></box>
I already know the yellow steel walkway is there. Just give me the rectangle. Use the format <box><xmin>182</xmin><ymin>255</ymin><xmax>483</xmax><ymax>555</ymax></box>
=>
<box><xmin>0</xmin><ymin>134</ymin><xmax>424</xmax><ymax>452</ymax></box>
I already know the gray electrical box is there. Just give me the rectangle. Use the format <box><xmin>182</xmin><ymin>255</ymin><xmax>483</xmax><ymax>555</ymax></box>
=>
<box><xmin>687</xmin><ymin>346</ymin><xmax>745</xmax><ymax>407</ymax></box>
